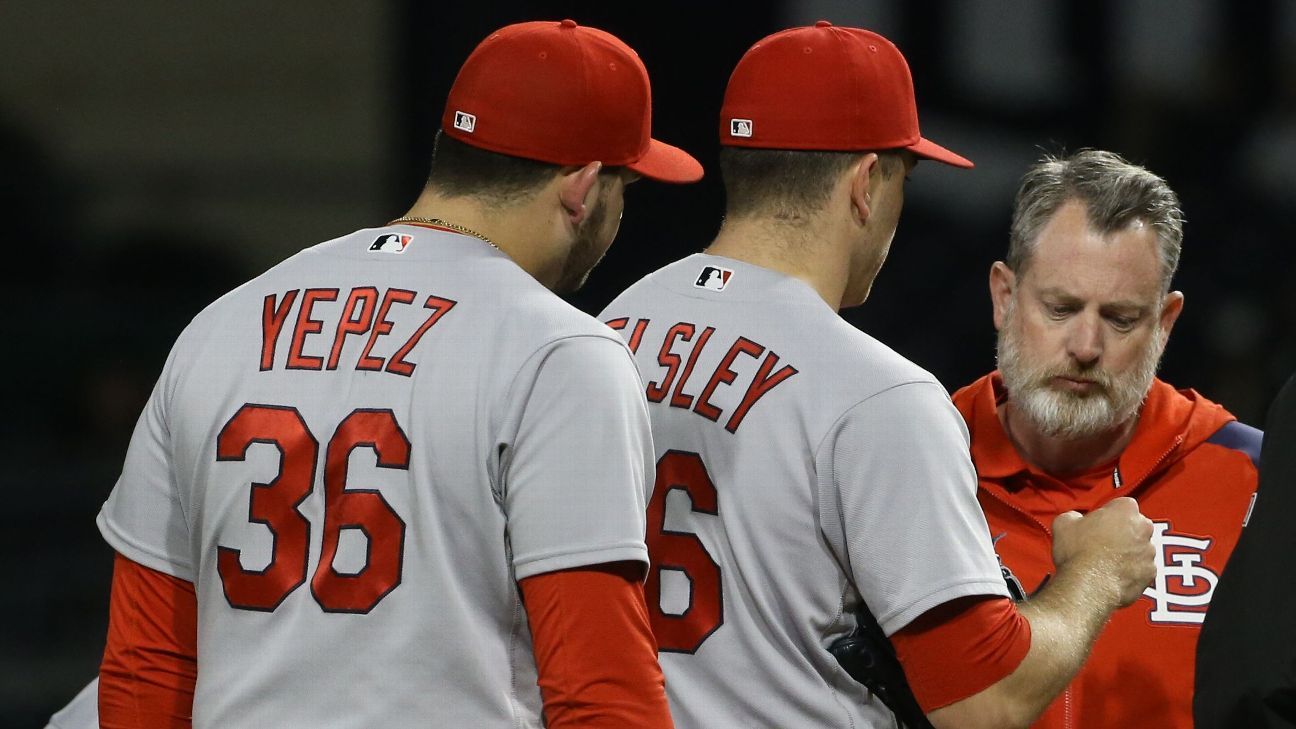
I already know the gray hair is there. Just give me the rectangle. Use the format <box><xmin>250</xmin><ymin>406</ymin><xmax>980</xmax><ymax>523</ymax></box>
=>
<box><xmin>1007</xmin><ymin>149</ymin><xmax>1184</xmax><ymax>291</ymax></box>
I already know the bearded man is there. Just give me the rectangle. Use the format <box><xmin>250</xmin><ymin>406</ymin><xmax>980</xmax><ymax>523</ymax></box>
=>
<box><xmin>951</xmin><ymin>149</ymin><xmax>1262</xmax><ymax>729</ymax></box>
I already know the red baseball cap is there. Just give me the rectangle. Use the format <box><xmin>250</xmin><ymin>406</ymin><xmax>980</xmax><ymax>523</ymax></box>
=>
<box><xmin>720</xmin><ymin>21</ymin><xmax>972</xmax><ymax>168</ymax></box>
<box><xmin>443</xmin><ymin>19</ymin><xmax>703</xmax><ymax>183</ymax></box>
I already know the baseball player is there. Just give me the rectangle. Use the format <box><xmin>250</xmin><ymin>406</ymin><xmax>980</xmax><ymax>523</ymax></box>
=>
<box><xmin>953</xmin><ymin>150</ymin><xmax>1262</xmax><ymax>728</ymax></box>
<box><xmin>601</xmin><ymin>23</ymin><xmax>1157</xmax><ymax>728</ymax></box>
<box><xmin>92</xmin><ymin>19</ymin><xmax>701</xmax><ymax>728</ymax></box>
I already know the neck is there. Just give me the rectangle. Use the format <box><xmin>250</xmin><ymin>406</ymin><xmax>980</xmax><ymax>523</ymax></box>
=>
<box><xmin>399</xmin><ymin>188</ymin><xmax>567</xmax><ymax>288</ymax></box>
<box><xmin>999</xmin><ymin>403</ymin><xmax>1139</xmax><ymax>476</ymax></box>
<box><xmin>706</xmin><ymin>213</ymin><xmax>859</xmax><ymax>311</ymax></box>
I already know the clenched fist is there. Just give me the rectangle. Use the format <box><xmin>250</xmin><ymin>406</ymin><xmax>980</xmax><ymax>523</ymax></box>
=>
<box><xmin>1051</xmin><ymin>496</ymin><xmax>1157</xmax><ymax>608</ymax></box>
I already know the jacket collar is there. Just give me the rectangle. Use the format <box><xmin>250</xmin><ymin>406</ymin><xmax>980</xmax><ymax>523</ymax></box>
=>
<box><xmin>952</xmin><ymin>372</ymin><xmax>1231</xmax><ymax>492</ymax></box>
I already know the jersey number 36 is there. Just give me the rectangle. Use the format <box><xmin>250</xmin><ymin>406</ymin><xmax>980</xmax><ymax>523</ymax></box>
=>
<box><xmin>215</xmin><ymin>403</ymin><xmax>408</xmax><ymax>614</ymax></box>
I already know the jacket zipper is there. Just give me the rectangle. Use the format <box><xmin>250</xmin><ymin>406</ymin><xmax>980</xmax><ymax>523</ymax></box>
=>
<box><xmin>983</xmin><ymin>436</ymin><xmax>1186</xmax><ymax>729</ymax></box>
<box><xmin>981</xmin><ymin>482</ymin><xmax>1083</xmax><ymax>729</ymax></box>
<box><xmin>1124</xmin><ymin>436</ymin><xmax>1184</xmax><ymax>491</ymax></box>
<box><xmin>983</xmin><ymin>485</ymin><xmax>1052</xmax><ymax>537</ymax></box>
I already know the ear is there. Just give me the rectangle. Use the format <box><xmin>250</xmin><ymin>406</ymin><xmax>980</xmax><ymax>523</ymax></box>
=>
<box><xmin>989</xmin><ymin>261</ymin><xmax>1017</xmax><ymax>331</ymax></box>
<box><xmin>559</xmin><ymin>162</ymin><xmax>603</xmax><ymax>225</ymax></box>
<box><xmin>1157</xmin><ymin>290</ymin><xmax>1184</xmax><ymax>347</ymax></box>
<box><xmin>848</xmin><ymin>153</ymin><xmax>879</xmax><ymax>225</ymax></box>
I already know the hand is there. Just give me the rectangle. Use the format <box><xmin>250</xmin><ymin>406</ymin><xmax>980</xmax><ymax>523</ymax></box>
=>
<box><xmin>1050</xmin><ymin>497</ymin><xmax>1156</xmax><ymax>609</ymax></box>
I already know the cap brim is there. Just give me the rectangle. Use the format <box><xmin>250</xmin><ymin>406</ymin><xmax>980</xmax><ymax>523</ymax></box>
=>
<box><xmin>907</xmin><ymin>137</ymin><xmax>974</xmax><ymax>169</ymax></box>
<box><xmin>627</xmin><ymin>138</ymin><xmax>704</xmax><ymax>183</ymax></box>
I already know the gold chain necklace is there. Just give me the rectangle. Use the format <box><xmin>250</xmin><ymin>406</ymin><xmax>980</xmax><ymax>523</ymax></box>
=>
<box><xmin>387</xmin><ymin>216</ymin><xmax>498</xmax><ymax>249</ymax></box>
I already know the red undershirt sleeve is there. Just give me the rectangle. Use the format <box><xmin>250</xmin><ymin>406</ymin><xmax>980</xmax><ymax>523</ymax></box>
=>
<box><xmin>890</xmin><ymin>595</ymin><xmax>1031</xmax><ymax>713</ymax></box>
<box><xmin>99</xmin><ymin>552</ymin><xmax>198</xmax><ymax>729</ymax></box>
<box><xmin>518</xmin><ymin>561</ymin><xmax>673</xmax><ymax>729</ymax></box>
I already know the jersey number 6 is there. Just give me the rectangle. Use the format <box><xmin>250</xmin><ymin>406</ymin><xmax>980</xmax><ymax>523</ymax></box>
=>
<box><xmin>647</xmin><ymin>450</ymin><xmax>723</xmax><ymax>653</ymax></box>
<box><xmin>215</xmin><ymin>403</ymin><xmax>409</xmax><ymax>614</ymax></box>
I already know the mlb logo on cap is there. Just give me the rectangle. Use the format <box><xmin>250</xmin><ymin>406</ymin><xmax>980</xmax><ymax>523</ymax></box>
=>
<box><xmin>370</xmin><ymin>233</ymin><xmax>413</xmax><ymax>253</ymax></box>
<box><xmin>694</xmin><ymin>265</ymin><xmax>733</xmax><ymax>291</ymax></box>
<box><xmin>730</xmin><ymin>118</ymin><xmax>753</xmax><ymax>138</ymax></box>
<box><xmin>453</xmin><ymin>111</ymin><xmax>476</xmax><ymax>133</ymax></box>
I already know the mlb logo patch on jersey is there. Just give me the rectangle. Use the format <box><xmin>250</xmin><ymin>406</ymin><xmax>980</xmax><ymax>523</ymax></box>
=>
<box><xmin>694</xmin><ymin>265</ymin><xmax>733</xmax><ymax>291</ymax></box>
<box><xmin>453</xmin><ymin>111</ymin><xmax>477</xmax><ymax>133</ymax></box>
<box><xmin>730</xmin><ymin>118</ymin><xmax>753</xmax><ymax>138</ymax></box>
<box><xmin>370</xmin><ymin>233</ymin><xmax>413</xmax><ymax>253</ymax></box>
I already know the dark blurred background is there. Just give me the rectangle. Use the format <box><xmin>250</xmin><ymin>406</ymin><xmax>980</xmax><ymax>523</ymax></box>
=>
<box><xmin>2</xmin><ymin>0</ymin><xmax>1292</xmax><ymax>724</ymax></box>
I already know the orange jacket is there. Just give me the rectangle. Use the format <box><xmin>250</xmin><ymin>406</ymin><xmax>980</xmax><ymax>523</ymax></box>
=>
<box><xmin>953</xmin><ymin>373</ymin><xmax>1260</xmax><ymax>729</ymax></box>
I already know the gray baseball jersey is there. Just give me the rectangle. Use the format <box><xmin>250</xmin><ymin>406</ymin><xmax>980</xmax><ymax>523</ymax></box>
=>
<box><xmin>97</xmin><ymin>224</ymin><xmax>653</xmax><ymax>728</ymax></box>
<box><xmin>600</xmin><ymin>253</ymin><xmax>1008</xmax><ymax>728</ymax></box>
<box><xmin>45</xmin><ymin>679</ymin><xmax>97</xmax><ymax>729</ymax></box>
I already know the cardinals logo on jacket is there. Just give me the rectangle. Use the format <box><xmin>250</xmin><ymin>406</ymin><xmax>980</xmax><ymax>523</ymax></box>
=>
<box><xmin>1142</xmin><ymin>520</ymin><xmax>1219</xmax><ymax>625</ymax></box>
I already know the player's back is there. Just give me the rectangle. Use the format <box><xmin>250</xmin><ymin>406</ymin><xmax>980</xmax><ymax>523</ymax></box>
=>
<box><xmin>602</xmin><ymin>254</ymin><xmax>1004</xmax><ymax>728</ymax></box>
<box><xmin>99</xmin><ymin>225</ymin><xmax>639</xmax><ymax>728</ymax></box>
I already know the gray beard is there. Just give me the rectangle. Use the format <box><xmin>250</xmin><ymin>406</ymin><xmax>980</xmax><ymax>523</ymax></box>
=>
<box><xmin>996</xmin><ymin>304</ymin><xmax>1161</xmax><ymax>439</ymax></box>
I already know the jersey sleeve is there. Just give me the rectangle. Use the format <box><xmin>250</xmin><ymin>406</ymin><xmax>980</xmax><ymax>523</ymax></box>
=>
<box><xmin>100</xmin><ymin>552</ymin><xmax>197</xmax><ymax>728</ymax></box>
<box><xmin>45</xmin><ymin>678</ymin><xmax>99</xmax><ymax>729</ymax></box>
<box><xmin>820</xmin><ymin>381</ymin><xmax>1008</xmax><ymax>635</ymax></box>
<box><xmin>499</xmin><ymin>335</ymin><xmax>653</xmax><ymax>580</ymax></box>
<box><xmin>96</xmin><ymin>350</ymin><xmax>194</xmax><ymax>581</ymax></box>
<box><xmin>891</xmin><ymin>595</ymin><xmax>1031</xmax><ymax>711</ymax></box>
<box><xmin>519</xmin><ymin>563</ymin><xmax>672</xmax><ymax>728</ymax></box>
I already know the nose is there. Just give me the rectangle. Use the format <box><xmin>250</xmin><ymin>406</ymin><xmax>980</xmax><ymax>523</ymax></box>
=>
<box><xmin>1066</xmin><ymin>313</ymin><xmax>1103</xmax><ymax>367</ymax></box>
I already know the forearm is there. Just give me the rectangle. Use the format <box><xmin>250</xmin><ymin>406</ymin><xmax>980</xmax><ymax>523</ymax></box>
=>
<box><xmin>928</xmin><ymin>562</ymin><xmax>1119</xmax><ymax>729</ymax></box>
<box><xmin>1008</xmin><ymin>561</ymin><xmax>1118</xmax><ymax>706</ymax></box>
